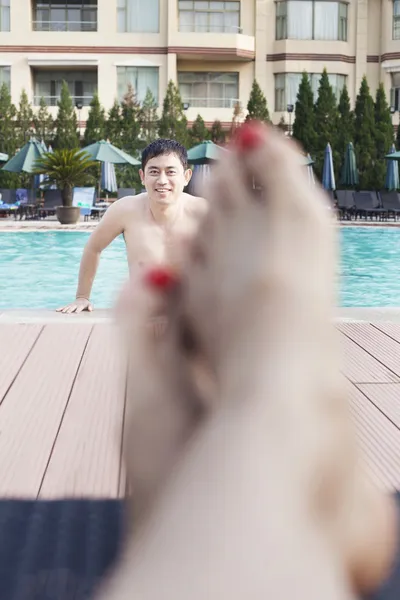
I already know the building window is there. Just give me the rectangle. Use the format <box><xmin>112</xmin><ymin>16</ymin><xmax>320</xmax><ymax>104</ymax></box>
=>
<box><xmin>33</xmin><ymin>69</ymin><xmax>97</xmax><ymax>106</ymax></box>
<box><xmin>390</xmin><ymin>73</ymin><xmax>400</xmax><ymax>109</ymax></box>
<box><xmin>33</xmin><ymin>1</ymin><xmax>97</xmax><ymax>32</ymax></box>
<box><xmin>117</xmin><ymin>0</ymin><xmax>159</xmax><ymax>33</ymax></box>
<box><xmin>178</xmin><ymin>1</ymin><xmax>241</xmax><ymax>33</ymax></box>
<box><xmin>117</xmin><ymin>67</ymin><xmax>159</xmax><ymax>104</ymax></box>
<box><xmin>0</xmin><ymin>0</ymin><xmax>10</xmax><ymax>32</ymax></box>
<box><xmin>275</xmin><ymin>1</ymin><xmax>348</xmax><ymax>41</ymax></box>
<box><xmin>274</xmin><ymin>72</ymin><xmax>347</xmax><ymax>111</ymax></box>
<box><xmin>394</xmin><ymin>0</ymin><xmax>400</xmax><ymax>39</ymax></box>
<box><xmin>0</xmin><ymin>66</ymin><xmax>10</xmax><ymax>90</ymax></box>
<box><xmin>178</xmin><ymin>71</ymin><xmax>239</xmax><ymax>108</ymax></box>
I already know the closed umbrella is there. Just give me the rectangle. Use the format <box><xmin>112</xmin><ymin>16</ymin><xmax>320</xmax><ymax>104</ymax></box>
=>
<box><xmin>321</xmin><ymin>143</ymin><xmax>336</xmax><ymax>191</ymax></box>
<box><xmin>188</xmin><ymin>164</ymin><xmax>212</xmax><ymax>195</ymax></box>
<box><xmin>81</xmin><ymin>140</ymin><xmax>140</xmax><ymax>166</ymax></box>
<box><xmin>385</xmin><ymin>143</ymin><xmax>400</xmax><ymax>191</ymax></box>
<box><xmin>306</xmin><ymin>153</ymin><xmax>315</xmax><ymax>186</ymax></box>
<box><xmin>101</xmin><ymin>161</ymin><xmax>118</xmax><ymax>193</ymax></box>
<box><xmin>339</xmin><ymin>142</ymin><xmax>359</xmax><ymax>187</ymax></box>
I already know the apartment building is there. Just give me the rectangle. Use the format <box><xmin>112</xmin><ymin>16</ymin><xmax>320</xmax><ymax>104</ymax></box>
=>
<box><xmin>0</xmin><ymin>0</ymin><xmax>399</xmax><ymax>131</ymax></box>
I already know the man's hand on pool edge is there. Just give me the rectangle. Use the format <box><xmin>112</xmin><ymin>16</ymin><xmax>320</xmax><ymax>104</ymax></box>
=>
<box><xmin>56</xmin><ymin>297</ymin><xmax>93</xmax><ymax>314</ymax></box>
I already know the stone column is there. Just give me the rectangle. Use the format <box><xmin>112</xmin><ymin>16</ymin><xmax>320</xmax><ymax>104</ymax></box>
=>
<box><xmin>355</xmin><ymin>0</ymin><xmax>369</xmax><ymax>95</ymax></box>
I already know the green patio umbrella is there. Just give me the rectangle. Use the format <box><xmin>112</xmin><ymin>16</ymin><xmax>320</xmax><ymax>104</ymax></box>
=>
<box><xmin>187</xmin><ymin>140</ymin><xmax>227</xmax><ymax>165</ymax></box>
<box><xmin>81</xmin><ymin>140</ymin><xmax>140</xmax><ymax>166</ymax></box>
<box><xmin>339</xmin><ymin>142</ymin><xmax>359</xmax><ymax>187</ymax></box>
<box><xmin>2</xmin><ymin>138</ymin><xmax>45</xmax><ymax>173</ymax></box>
<box><xmin>385</xmin><ymin>149</ymin><xmax>400</xmax><ymax>160</ymax></box>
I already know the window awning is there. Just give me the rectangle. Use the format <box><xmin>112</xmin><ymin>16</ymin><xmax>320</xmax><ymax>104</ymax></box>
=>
<box><xmin>27</xmin><ymin>58</ymin><xmax>98</xmax><ymax>67</ymax></box>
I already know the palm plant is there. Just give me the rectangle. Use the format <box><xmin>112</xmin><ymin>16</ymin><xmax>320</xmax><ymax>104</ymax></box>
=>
<box><xmin>32</xmin><ymin>148</ymin><xmax>96</xmax><ymax>207</ymax></box>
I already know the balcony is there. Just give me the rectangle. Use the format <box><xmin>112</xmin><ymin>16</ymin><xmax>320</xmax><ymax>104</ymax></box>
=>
<box><xmin>32</xmin><ymin>20</ymin><xmax>97</xmax><ymax>32</ymax></box>
<box><xmin>32</xmin><ymin>1</ymin><xmax>97</xmax><ymax>33</ymax></box>
<box><xmin>32</xmin><ymin>93</ymin><xmax>93</xmax><ymax>106</ymax></box>
<box><xmin>170</xmin><ymin>32</ymin><xmax>255</xmax><ymax>61</ymax></box>
<box><xmin>180</xmin><ymin>97</ymin><xmax>239</xmax><ymax>109</ymax></box>
<box><xmin>32</xmin><ymin>67</ymin><xmax>97</xmax><ymax>113</ymax></box>
<box><xmin>172</xmin><ymin>2</ymin><xmax>255</xmax><ymax>61</ymax></box>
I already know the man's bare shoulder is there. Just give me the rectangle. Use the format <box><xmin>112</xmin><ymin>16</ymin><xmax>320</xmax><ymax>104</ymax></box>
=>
<box><xmin>110</xmin><ymin>193</ymin><xmax>148</xmax><ymax>215</ymax></box>
<box><xmin>182</xmin><ymin>193</ymin><xmax>209</xmax><ymax>220</ymax></box>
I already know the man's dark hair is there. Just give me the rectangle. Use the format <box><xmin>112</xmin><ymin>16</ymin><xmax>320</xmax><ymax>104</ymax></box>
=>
<box><xmin>141</xmin><ymin>139</ymin><xmax>188</xmax><ymax>171</ymax></box>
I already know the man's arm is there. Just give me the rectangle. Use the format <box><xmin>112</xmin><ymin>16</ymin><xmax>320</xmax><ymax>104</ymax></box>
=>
<box><xmin>57</xmin><ymin>201</ymin><xmax>126</xmax><ymax>313</ymax></box>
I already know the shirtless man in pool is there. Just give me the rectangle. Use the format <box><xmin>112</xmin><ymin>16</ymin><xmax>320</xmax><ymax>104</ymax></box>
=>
<box><xmin>57</xmin><ymin>139</ymin><xmax>207</xmax><ymax>315</ymax></box>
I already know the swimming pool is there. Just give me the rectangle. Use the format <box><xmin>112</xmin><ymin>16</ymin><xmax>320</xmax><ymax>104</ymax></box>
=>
<box><xmin>1</xmin><ymin>227</ymin><xmax>400</xmax><ymax>309</ymax></box>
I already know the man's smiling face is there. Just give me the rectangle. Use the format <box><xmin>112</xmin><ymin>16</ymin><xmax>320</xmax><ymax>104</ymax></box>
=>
<box><xmin>140</xmin><ymin>153</ymin><xmax>192</xmax><ymax>206</ymax></box>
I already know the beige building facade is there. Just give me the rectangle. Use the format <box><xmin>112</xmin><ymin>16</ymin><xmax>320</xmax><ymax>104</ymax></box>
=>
<box><xmin>0</xmin><ymin>0</ymin><xmax>399</xmax><ymax>131</ymax></box>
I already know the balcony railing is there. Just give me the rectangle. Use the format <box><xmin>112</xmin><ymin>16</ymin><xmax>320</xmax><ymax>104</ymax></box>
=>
<box><xmin>32</xmin><ymin>20</ymin><xmax>97</xmax><ymax>32</ymax></box>
<box><xmin>179</xmin><ymin>24</ymin><xmax>242</xmax><ymax>33</ymax></box>
<box><xmin>181</xmin><ymin>97</ymin><xmax>239</xmax><ymax>109</ymax></box>
<box><xmin>33</xmin><ymin>95</ymin><xmax>93</xmax><ymax>107</ymax></box>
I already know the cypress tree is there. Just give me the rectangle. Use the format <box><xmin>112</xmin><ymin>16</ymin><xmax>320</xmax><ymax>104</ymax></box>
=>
<box><xmin>83</xmin><ymin>92</ymin><xmax>106</xmax><ymax>146</ymax></box>
<box><xmin>33</xmin><ymin>96</ymin><xmax>54</xmax><ymax>145</ymax></box>
<box><xmin>118</xmin><ymin>84</ymin><xmax>142</xmax><ymax>190</ymax></box>
<box><xmin>105</xmin><ymin>100</ymin><xmax>123</xmax><ymax>146</ymax></box>
<box><xmin>354</xmin><ymin>76</ymin><xmax>377</xmax><ymax>189</ymax></box>
<box><xmin>211</xmin><ymin>119</ymin><xmax>225</xmax><ymax>143</ymax></box>
<box><xmin>190</xmin><ymin>114</ymin><xmax>210</xmax><ymax>146</ymax></box>
<box><xmin>313</xmin><ymin>69</ymin><xmax>339</xmax><ymax>178</ymax></box>
<box><xmin>336</xmin><ymin>85</ymin><xmax>354</xmax><ymax>180</ymax></box>
<box><xmin>373</xmin><ymin>83</ymin><xmax>394</xmax><ymax>188</ymax></box>
<box><xmin>246</xmin><ymin>80</ymin><xmax>270</xmax><ymax>122</ymax></box>
<box><xmin>158</xmin><ymin>80</ymin><xmax>189</xmax><ymax>147</ymax></box>
<box><xmin>16</xmin><ymin>89</ymin><xmax>34</xmax><ymax>147</ymax></box>
<box><xmin>292</xmin><ymin>72</ymin><xmax>317</xmax><ymax>153</ymax></box>
<box><xmin>139</xmin><ymin>88</ymin><xmax>159</xmax><ymax>144</ymax></box>
<box><xmin>53</xmin><ymin>81</ymin><xmax>80</xmax><ymax>150</ymax></box>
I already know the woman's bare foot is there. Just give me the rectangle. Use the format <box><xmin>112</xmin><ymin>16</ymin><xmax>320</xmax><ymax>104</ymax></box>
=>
<box><xmin>98</xmin><ymin>122</ymin><xmax>397</xmax><ymax>600</ymax></box>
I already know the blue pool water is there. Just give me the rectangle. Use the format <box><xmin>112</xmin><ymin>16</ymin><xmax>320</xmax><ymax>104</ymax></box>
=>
<box><xmin>1</xmin><ymin>227</ymin><xmax>400</xmax><ymax>309</ymax></box>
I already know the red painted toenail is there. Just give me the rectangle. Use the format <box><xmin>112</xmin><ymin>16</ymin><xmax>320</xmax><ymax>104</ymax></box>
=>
<box><xmin>234</xmin><ymin>121</ymin><xmax>264</xmax><ymax>151</ymax></box>
<box><xmin>143</xmin><ymin>267</ymin><xmax>179</xmax><ymax>291</ymax></box>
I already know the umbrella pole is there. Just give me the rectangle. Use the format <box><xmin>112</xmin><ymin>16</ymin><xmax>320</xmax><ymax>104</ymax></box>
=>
<box><xmin>98</xmin><ymin>163</ymin><xmax>101</xmax><ymax>203</ymax></box>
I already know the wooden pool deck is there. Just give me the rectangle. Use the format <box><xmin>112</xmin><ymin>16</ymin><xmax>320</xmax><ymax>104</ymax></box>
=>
<box><xmin>0</xmin><ymin>316</ymin><xmax>400</xmax><ymax>498</ymax></box>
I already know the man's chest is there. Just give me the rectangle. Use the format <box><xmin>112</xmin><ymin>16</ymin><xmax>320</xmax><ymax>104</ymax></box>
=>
<box><xmin>124</xmin><ymin>215</ymin><xmax>199</xmax><ymax>265</ymax></box>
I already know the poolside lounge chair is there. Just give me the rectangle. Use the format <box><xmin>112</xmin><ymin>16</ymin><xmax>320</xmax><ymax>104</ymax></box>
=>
<box><xmin>353</xmin><ymin>191</ymin><xmax>385</xmax><ymax>220</ymax></box>
<box><xmin>0</xmin><ymin>189</ymin><xmax>17</xmax><ymax>218</ymax></box>
<box><xmin>38</xmin><ymin>189</ymin><xmax>62</xmax><ymax>219</ymax></box>
<box><xmin>0</xmin><ymin>189</ymin><xmax>35</xmax><ymax>220</ymax></box>
<box><xmin>336</xmin><ymin>190</ymin><xmax>355</xmax><ymax>219</ymax></box>
<box><xmin>378</xmin><ymin>191</ymin><xmax>400</xmax><ymax>220</ymax></box>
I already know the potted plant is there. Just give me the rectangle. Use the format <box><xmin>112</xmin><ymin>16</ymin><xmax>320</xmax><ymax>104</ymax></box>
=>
<box><xmin>33</xmin><ymin>148</ymin><xmax>96</xmax><ymax>225</ymax></box>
